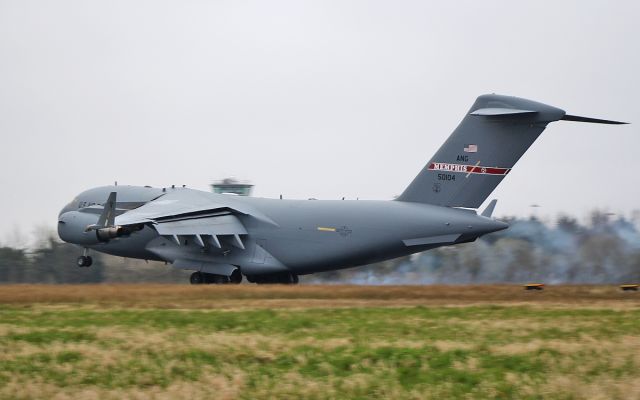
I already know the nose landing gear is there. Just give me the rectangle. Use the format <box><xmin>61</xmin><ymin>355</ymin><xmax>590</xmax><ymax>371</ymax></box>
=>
<box><xmin>77</xmin><ymin>255</ymin><xmax>93</xmax><ymax>267</ymax></box>
<box><xmin>77</xmin><ymin>248</ymin><xmax>93</xmax><ymax>267</ymax></box>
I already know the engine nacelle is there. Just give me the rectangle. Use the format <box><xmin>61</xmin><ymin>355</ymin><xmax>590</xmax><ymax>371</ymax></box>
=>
<box><xmin>96</xmin><ymin>226</ymin><xmax>123</xmax><ymax>242</ymax></box>
<box><xmin>96</xmin><ymin>225</ymin><xmax>144</xmax><ymax>242</ymax></box>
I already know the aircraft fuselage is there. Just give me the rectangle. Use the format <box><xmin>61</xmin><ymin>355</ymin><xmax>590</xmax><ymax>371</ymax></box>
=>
<box><xmin>58</xmin><ymin>185</ymin><xmax>507</xmax><ymax>276</ymax></box>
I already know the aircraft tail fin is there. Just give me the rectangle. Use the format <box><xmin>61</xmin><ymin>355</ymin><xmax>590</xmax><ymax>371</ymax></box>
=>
<box><xmin>396</xmin><ymin>94</ymin><xmax>626</xmax><ymax>208</ymax></box>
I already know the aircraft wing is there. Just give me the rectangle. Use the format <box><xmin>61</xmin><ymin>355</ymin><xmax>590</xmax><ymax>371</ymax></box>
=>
<box><xmin>114</xmin><ymin>189</ymin><xmax>274</xmax><ymax>249</ymax></box>
<box><xmin>115</xmin><ymin>189</ymin><xmax>276</xmax><ymax>227</ymax></box>
<box><xmin>153</xmin><ymin>213</ymin><xmax>248</xmax><ymax>249</ymax></box>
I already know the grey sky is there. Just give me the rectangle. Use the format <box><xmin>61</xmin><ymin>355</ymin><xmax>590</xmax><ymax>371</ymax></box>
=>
<box><xmin>0</xmin><ymin>0</ymin><xmax>638</xmax><ymax>244</ymax></box>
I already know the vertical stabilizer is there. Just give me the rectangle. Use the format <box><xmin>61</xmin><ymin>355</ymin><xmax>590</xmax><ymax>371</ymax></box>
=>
<box><xmin>397</xmin><ymin>94</ymin><xmax>566</xmax><ymax>208</ymax></box>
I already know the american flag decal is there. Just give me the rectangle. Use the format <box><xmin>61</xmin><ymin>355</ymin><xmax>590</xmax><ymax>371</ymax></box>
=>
<box><xmin>429</xmin><ymin>162</ymin><xmax>510</xmax><ymax>176</ymax></box>
<box><xmin>464</xmin><ymin>144</ymin><xmax>478</xmax><ymax>153</ymax></box>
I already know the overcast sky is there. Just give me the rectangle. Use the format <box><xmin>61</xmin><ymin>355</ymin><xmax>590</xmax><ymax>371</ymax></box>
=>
<box><xmin>0</xmin><ymin>0</ymin><xmax>638</xmax><ymax>244</ymax></box>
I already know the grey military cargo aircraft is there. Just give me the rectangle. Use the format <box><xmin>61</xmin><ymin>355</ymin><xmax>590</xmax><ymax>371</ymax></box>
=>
<box><xmin>58</xmin><ymin>94</ymin><xmax>626</xmax><ymax>284</ymax></box>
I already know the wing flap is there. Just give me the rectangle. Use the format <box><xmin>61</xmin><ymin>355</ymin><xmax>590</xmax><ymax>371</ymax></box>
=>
<box><xmin>154</xmin><ymin>214</ymin><xmax>247</xmax><ymax>236</ymax></box>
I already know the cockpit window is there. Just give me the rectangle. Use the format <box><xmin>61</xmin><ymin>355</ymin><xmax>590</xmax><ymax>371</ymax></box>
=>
<box><xmin>58</xmin><ymin>199</ymin><xmax>79</xmax><ymax>217</ymax></box>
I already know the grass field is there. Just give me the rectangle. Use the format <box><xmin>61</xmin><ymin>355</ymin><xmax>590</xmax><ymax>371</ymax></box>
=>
<box><xmin>0</xmin><ymin>285</ymin><xmax>639</xmax><ymax>399</ymax></box>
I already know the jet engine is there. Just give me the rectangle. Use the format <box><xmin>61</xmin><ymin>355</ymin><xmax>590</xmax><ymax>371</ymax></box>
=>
<box><xmin>95</xmin><ymin>224</ymin><xmax>144</xmax><ymax>242</ymax></box>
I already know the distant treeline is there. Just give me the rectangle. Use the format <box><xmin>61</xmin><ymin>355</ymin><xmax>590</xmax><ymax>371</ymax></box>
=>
<box><xmin>0</xmin><ymin>235</ymin><xmax>190</xmax><ymax>284</ymax></box>
<box><xmin>1</xmin><ymin>211</ymin><xmax>639</xmax><ymax>284</ymax></box>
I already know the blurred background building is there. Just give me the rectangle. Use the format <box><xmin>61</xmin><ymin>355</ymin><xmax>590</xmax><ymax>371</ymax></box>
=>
<box><xmin>211</xmin><ymin>178</ymin><xmax>253</xmax><ymax>196</ymax></box>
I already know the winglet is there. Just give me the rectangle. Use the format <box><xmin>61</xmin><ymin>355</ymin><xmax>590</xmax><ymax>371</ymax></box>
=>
<box><xmin>481</xmin><ymin>199</ymin><xmax>498</xmax><ymax>218</ymax></box>
<box><xmin>96</xmin><ymin>192</ymin><xmax>117</xmax><ymax>227</ymax></box>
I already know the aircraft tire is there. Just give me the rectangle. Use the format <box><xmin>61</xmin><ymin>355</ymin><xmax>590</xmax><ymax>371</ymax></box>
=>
<box><xmin>201</xmin><ymin>273</ymin><xmax>229</xmax><ymax>284</ymax></box>
<box><xmin>211</xmin><ymin>274</ymin><xmax>229</xmax><ymax>284</ymax></box>
<box><xmin>76</xmin><ymin>256</ymin><xmax>92</xmax><ymax>268</ymax></box>
<box><xmin>229</xmin><ymin>269</ymin><xmax>242</xmax><ymax>284</ymax></box>
<box><xmin>190</xmin><ymin>272</ymin><xmax>204</xmax><ymax>285</ymax></box>
<box><xmin>247</xmin><ymin>272</ymin><xmax>298</xmax><ymax>284</ymax></box>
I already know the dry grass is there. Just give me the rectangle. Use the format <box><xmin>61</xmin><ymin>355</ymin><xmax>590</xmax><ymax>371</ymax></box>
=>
<box><xmin>1</xmin><ymin>285</ymin><xmax>640</xmax><ymax>399</ymax></box>
<box><xmin>0</xmin><ymin>284</ymin><xmax>638</xmax><ymax>309</ymax></box>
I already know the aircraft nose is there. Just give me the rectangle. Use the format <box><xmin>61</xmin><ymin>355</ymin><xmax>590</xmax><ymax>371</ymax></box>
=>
<box><xmin>58</xmin><ymin>199</ymin><xmax>77</xmax><ymax>218</ymax></box>
<box><xmin>57</xmin><ymin>212</ymin><xmax>71</xmax><ymax>241</ymax></box>
<box><xmin>57</xmin><ymin>211</ymin><xmax>102</xmax><ymax>245</ymax></box>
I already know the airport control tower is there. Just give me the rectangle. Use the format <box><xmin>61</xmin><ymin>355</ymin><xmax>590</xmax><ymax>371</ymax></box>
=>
<box><xmin>211</xmin><ymin>178</ymin><xmax>254</xmax><ymax>196</ymax></box>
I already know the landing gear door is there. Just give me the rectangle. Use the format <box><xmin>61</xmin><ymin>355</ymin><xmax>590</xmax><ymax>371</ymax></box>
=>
<box><xmin>252</xmin><ymin>239</ymin><xmax>268</xmax><ymax>264</ymax></box>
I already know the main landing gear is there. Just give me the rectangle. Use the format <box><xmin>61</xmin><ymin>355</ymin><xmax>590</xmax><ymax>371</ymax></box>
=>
<box><xmin>190</xmin><ymin>269</ymin><xmax>243</xmax><ymax>285</ymax></box>
<box><xmin>189</xmin><ymin>270</ymin><xmax>299</xmax><ymax>285</ymax></box>
<box><xmin>246</xmin><ymin>272</ymin><xmax>299</xmax><ymax>284</ymax></box>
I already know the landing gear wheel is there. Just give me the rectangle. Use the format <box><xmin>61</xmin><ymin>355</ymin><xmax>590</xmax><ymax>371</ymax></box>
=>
<box><xmin>229</xmin><ymin>269</ymin><xmax>243</xmax><ymax>284</ymax></box>
<box><xmin>246</xmin><ymin>272</ymin><xmax>298</xmax><ymax>284</ymax></box>
<box><xmin>206</xmin><ymin>274</ymin><xmax>229</xmax><ymax>284</ymax></box>
<box><xmin>190</xmin><ymin>272</ymin><xmax>204</xmax><ymax>285</ymax></box>
<box><xmin>76</xmin><ymin>256</ymin><xmax>92</xmax><ymax>267</ymax></box>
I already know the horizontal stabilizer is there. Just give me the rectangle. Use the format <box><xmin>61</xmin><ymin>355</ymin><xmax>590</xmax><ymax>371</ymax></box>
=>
<box><xmin>470</xmin><ymin>108</ymin><xmax>537</xmax><ymax>116</ymax></box>
<box><xmin>561</xmin><ymin>114</ymin><xmax>628</xmax><ymax>125</ymax></box>
<box><xmin>481</xmin><ymin>199</ymin><xmax>498</xmax><ymax>218</ymax></box>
